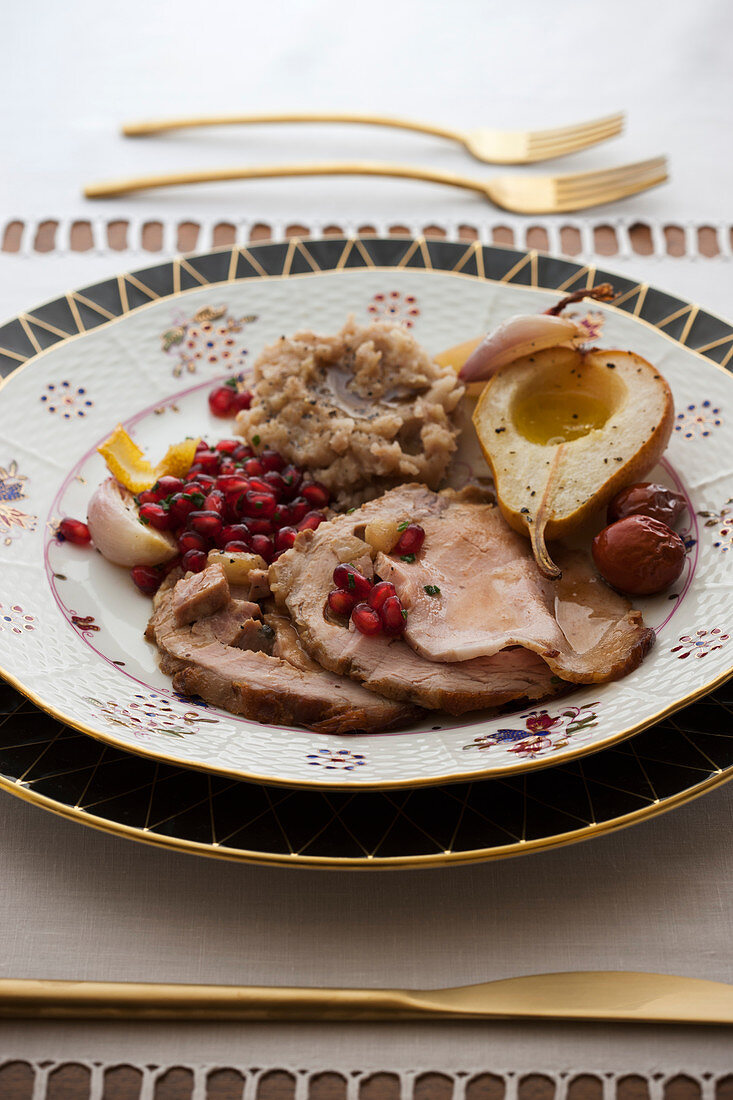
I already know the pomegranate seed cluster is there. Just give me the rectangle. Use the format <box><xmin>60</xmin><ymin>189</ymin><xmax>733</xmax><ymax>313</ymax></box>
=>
<box><xmin>327</xmin><ymin>553</ymin><xmax>418</xmax><ymax>638</ymax></box>
<box><xmin>131</xmin><ymin>438</ymin><xmax>331</xmax><ymax>593</ymax></box>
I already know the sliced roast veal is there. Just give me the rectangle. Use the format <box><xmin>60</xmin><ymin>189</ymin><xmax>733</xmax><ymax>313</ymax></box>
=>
<box><xmin>372</xmin><ymin>490</ymin><xmax>654</xmax><ymax>681</ymax></box>
<box><xmin>147</xmin><ymin>567</ymin><xmax>417</xmax><ymax>734</ymax></box>
<box><xmin>269</xmin><ymin>484</ymin><xmax>654</xmax><ymax>712</ymax></box>
<box><xmin>269</xmin><ymin>492</ymin><xmax>563</xmax><ymax>715</ymax></box>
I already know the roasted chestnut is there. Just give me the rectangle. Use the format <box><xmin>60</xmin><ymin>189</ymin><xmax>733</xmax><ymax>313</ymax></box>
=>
<box><xmin>607</xmin><ymin>482</ymin><xmax>685</xmax><ymax>527</ymax></box>
<box><xmin>592</xmin><ymin>515</ymin><xmax>686</xmax><ymax>596</ymax></box>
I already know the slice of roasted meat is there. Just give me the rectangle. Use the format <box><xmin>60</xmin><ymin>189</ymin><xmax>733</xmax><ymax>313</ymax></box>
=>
<box><xmin>269</xmin><ymin>484</ymin><xmax>654</xmax><ymax>714</ymax></box>
<box><xmin>372</xmin><ymin>489</ymin><xmax>655</xmax><ymax>681</ymax></box>
<box><xmin>147</xmin><ymin>566</ymin><xmax>417</xmax><ymax>734</ymax></box>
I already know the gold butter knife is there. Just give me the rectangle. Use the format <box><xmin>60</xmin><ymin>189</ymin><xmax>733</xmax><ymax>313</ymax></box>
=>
<box><xmin>1</xmin><ymin>972</ymin><xmax>732</xmax><ymax>1024</ymax></box>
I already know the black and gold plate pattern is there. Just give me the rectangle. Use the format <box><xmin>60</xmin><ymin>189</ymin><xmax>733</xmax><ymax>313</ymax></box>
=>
<box><xmin>1</xmin><ymin>677</ymin><xmax>732</xmax><ymax>867</ymax></box>
<box><xmin>0</xmin><ymin>236</ymin><xmax>732</xmax><ymax>866</ymax></box>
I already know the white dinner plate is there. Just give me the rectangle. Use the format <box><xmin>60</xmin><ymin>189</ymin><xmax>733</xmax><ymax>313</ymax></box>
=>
<box><xmin>0</xmin><ymin>238</ymin><xmax>731</xmax><ymax>788</ymax></box>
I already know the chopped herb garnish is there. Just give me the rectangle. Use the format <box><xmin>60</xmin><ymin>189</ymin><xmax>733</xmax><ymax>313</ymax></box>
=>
<box><xmin>224</xmin><ymin>377</ymin><xmax>239</xmax><ymax>391</ymax></box>
<box><xmin>401</xmin><ymin>609</ymin><xmax>408</xmax><ymax>620</ymax></box>
<box><xmin>346</xmin><ymin>506</ymin><xmax>356</xmax><ymax>514</ymax></box>
<box><xmin>397</xmin><ymin>520</ymin><xmax>409</xmax><ymax>532</ymax></box>
<box><xmin>400</xmin><ymin>553</ymin><xmax>416</xmax><ymax>563</ymax></box>
<box><xmin>252</xmin><ymin>434</ymin><xmax>261</xmax><ymax>446</ymax></box>
<box><xmin>139</xmin><ymin>515</ymin><xmax>150</xmax><ymax>526</ymax></box>
<box><xmin>187</xmin><ymin>492</ymin><xmax>205</xmax><ymax>507</ymax></box>
<box><xmin>424</xmin><ymin>585</ymin><xmax>441</xmax><ymax>597</ymax></box>
<box><xmin>347</xmin><ymin>573</ymin><xmax>356</xmax><ymax>589</ymax></box>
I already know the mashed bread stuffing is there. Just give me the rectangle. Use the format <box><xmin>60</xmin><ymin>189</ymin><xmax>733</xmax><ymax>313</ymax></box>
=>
<box><xmin>236</xmin><ymin>318</ymin><xmax>464</xmax><ymax>506</ymax></box>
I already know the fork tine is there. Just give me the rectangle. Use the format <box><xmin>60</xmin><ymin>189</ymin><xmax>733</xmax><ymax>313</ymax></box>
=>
<box><xmin>528</xmin><ymin>123</ymin><xmax>624</xmax><ymax>157</ymax></box>
<box><xmin>553</xmin><ymin>173</ymin><xmax>668</xmax><ymax>212</ymax></box>
<box><xmin>527</xmin><ymin>112</ymin><xmax>625</xmax><ymax>145</ymax></box>
<box><xmin>557</xmin><ymin>157</ymin><xmax>668</xmax><ymax>194</ymax></box>
<box><xmin>525</xmin><ymin>125</ymin><xmax>624</xmax><ymax>161</ymax></box>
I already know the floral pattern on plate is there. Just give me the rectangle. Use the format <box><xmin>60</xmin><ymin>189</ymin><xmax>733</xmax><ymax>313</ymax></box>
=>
<box><xmin>0</xmin><ymin>461</ymin><xmax>37</xmax><ymax>546</ymax></box>
<box><xmin>463</xmin><ymin>702</ymin><xmax>601</xmax><ymax>759</ymax></box>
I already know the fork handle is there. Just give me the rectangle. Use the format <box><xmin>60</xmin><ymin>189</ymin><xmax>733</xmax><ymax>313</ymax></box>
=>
<box><xmin>83</xmin><ymin>162</ymin><xmax>488</xmax><ymax>200</ymax></box>
<box><xmin>122</xmin><ymin>112</ymin><xmax>462</xmax><ymax>143</ymax></box>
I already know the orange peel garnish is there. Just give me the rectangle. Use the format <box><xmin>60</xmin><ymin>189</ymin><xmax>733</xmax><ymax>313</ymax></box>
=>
<box><xmin>97</xmin><ymin>425</ymin><xmax>199</xmax><ymax>493</ymax></box>
<box><xmin>156</xmin><ymin>438</ymin><xmax>200</xmax><ymax>479</ymax></box>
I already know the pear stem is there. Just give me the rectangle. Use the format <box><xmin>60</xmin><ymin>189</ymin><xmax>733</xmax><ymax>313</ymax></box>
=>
<box><xmin>530</xmin><ymin>444</ymin><xmax>565</xmax><ymax>580</ymax></box>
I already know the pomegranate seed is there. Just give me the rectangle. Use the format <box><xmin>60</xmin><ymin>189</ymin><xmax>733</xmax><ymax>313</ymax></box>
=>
<box><xmin>216</xmin><ymin>473</ymin><xmax>249</xmax><ymax>494</ymax></box>
<box><xmin>247</xmin><ymin>475</ymin><xmax>273</xmax><ymax>494</ymax></box>
<box><xmin>181</xmin><ymin>548</ymin><xmax>208</xmax><ymax>573</ymax></box>
<box><xmin>262</xmin><ymin>471</ymin><xmax>288</xmax><ymax>499</ymax></box>
<box><xmin>136</xmin><ymin>489</ymin><xmax>158</xmax><ymax>505</ymax></box>
<box><xmin>195</xmin><ymin>439</ymin><xmax>210</xmax><ymax>452</ymax></box>
<box><xmin>280</xmin><ymin>465</ymin><xmax>302</xmax><ymax>498</ymax></box>
<box><xmin>58</xmin><ymin>517</ymin><xmax>91</xmax><ymax>545</ymax></box>
<box><xmin>351</xmin><ymin>603</ymin><xmax>382</xmax><ymax>636</ymax></box>
<box><xmin>233</xmin><ymin>390</ymin><xmax>253</xmax><ymax>412</ymax></box>
<box><xmin>138</xmin><ymin>502</ymin><xmax>172</xmax><ymax>531</ymax></box>
<box><xmin>208</xmin><ymin>386</ymin><xmax>236</xmax><ymax>417</ymax></box>
<box><xmin>297</xmin><ymin>511</ymin><xmax>325</xmax><ymax>532</ymax></box>
<box><xmin>152</xmin><ymin>475</ymin><xmax>184</xmax><ymax>499</ymax></box>
<box><xmin>243</xmin><ymin>458</ymin><xmax>264</xmax><ymax>477</ymax></box>
<box><xmin>187</xmin><ymin>510</ymin><xmax>223</xmax><ymax>540</ymax></box>
<box><xmin>333</xmin><ymin>563</ymin><xmax>372</xmax><ymax>600</ymax></box>
<box><xmin>168</xmin><ymin>493</ymin><xmax>199</xmax><ymax>528</ymax></box>
<box><xmin>381</xmin><ymin>595</ymin><xmax>407</xmax><ymax>635</ymax></box>
<box><xmin>232</xmin><ymin>444</ymin><xmax>253</xmax><ymax>462</ymax></box>
<box><xmin>260</xmin><ymin>449</ymin><xmax>284</xmax><ymax>472</ymax></box>
<box><xmin>244</xmin><ymin>517</ymin><xmax>273</xmax><ymax>536</ymax></box>
<box><xmin>275</xmin><ymin>526</ymin><xmax>298</xmax><ymax>551</ymax></box>
<box><xmin>204</xmin><ymin>490</ymin><xmax>225</xmax><ymax>513</ymax></box>
<box><xmin>189</xmin><ymin>473</ymin><xmax>216</xmax><ymax>490</ymax></box>
<box><xmin>177</xmin><ymin>529</ymin><xmax>208</xmax><ymax>554</ymax></box>
<box><xmin>327</xmin><ymin>589</ymin><xmax>355</xmax><ymax>616</ymax></box>
<box><xmin>302</xmin><ymin>481</ymin><xmax>330</xmax><ymax>508</ymax></box>
<box><xmin>219</xmin><ymin>523</ymin><xmax>250</xmax><ymax>548</ymax></box>
<box><xmin>130</xmin><ymin>565</ymin><xmax>161</xmax><ymax>594</ymax></box>
<box><xmin>183</xmin><ymin>479</ymin><xmax>205</xmax><ymax>495</ymax></box>
<box><xmin>187</xmin><ymin>463</ymin><xmax>203</xmax><ymax>476</ymax></box>
<box><xmin>249</xmin><ymin>533</ymin><xmax>274</xmax><ymax>563</ymax></box>
<box><xmin>196</xmin><ymin>450</ymin><xmax>220</xmax><ymax>476</ymax></box>
<box><xmin>271</xmin><ymin>503</ymin><xmax>292</xmax><ymax>528</ymax></box>
<box><xmin>394</xmin><ymin>524</ymin><xmax>425</xmax><ymax>556</ymax></box>
<box><xmin>242</xmin><ymin>490</ymin><xmax>276</xmax><ymax>519</ymax></box>
<box><xmin>368</xmin><ymin>581</ymin><xmax>397</xmax><ymax>612</ymax></box>
<box><xmin>289</xmin><ymin>497</ymin><xmax>310</xmax><ymax>524</ymax></box>
<box><xmin>218</xmin><ymin>459</ymin><xmax>236</xmax><ymax>476</ymax></box>
<box><xmin>215</xmin><ymin>438</ymin><xmax>240</xmax><ymax>454</ymax></box>
<box><xmin>223</xmin><ymin>540</ymin><xmax>251</xmax><ymax>553</ymax></box>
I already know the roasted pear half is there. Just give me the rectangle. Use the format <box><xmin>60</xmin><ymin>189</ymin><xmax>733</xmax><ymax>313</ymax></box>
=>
<box><xmin>473</xmin><ymin>346</ymin><xmax>674</xmax><ymax>579</ymax></box>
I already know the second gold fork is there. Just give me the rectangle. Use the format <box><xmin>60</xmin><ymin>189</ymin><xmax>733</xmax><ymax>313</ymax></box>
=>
<box><xmin>122</xmin><ymin>110</ymin><xmax>625</xmax><ymax>165</ymax></box>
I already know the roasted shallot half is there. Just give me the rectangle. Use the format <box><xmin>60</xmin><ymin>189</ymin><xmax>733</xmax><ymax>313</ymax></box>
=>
<box><xmin>87</xmin><ymin>477</ymin><xmax>178</xmax><ymax>567</ymax></box>
<box><xmin>456</xmin><ymin>284</ymin><xmax>616</xmax><ymax>384</ymax></box>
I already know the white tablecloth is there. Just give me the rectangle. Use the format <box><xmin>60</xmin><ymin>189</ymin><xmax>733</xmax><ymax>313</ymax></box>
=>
<box><xmin>1</xmin><ymin>0</ymin><xmax>733</xmax><ymax>1082</ymax></box>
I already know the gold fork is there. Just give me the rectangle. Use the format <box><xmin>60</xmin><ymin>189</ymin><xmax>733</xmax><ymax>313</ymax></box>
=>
<box><xmin>122</xmin><ymin>111</ymin><xmax>625</xmax><ymax>165</ymax></box>
<box><xmin>0</xmin><ymin>972</ymin><xmax>731</xmax><ymax>1023</ymax></box>
<box><xmin>83</xmin><ymin>156</ymin><xmax>667</xmax><ymax>213</ymax></box>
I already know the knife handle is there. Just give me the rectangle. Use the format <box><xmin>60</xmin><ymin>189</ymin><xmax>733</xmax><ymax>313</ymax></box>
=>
<box><xmin>0</xmin><ymin>979</ymin><xmax>427</xmax><ymax>1021</ymax></box>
